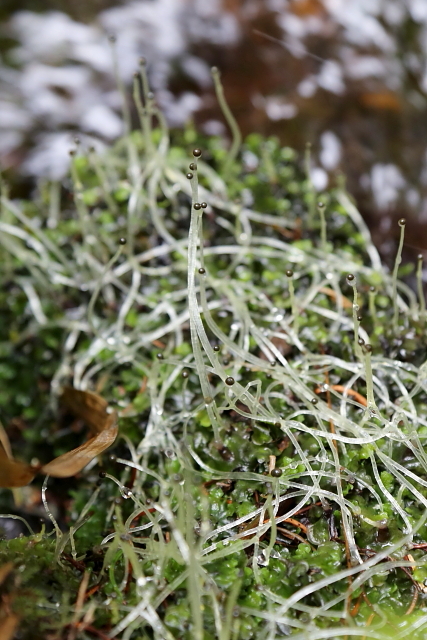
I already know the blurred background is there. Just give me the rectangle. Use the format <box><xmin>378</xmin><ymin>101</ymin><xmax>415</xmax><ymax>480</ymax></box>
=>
<box><xmin>1</xmin><ymin>0</ymin><xmax>427</xmax><ymax>264</ymax></box>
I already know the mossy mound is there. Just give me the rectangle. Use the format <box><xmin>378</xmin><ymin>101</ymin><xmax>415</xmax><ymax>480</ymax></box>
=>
<box><xmin>1</xmin><ymin>80</ymin><xmax>427</xmax><ymax>640</ymax></box>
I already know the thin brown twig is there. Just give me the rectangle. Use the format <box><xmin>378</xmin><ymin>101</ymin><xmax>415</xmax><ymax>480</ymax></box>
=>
<box><xmin>315</xmin><ymin>385</ymin><xmax>367</xmax><ymax>407</ymax></box>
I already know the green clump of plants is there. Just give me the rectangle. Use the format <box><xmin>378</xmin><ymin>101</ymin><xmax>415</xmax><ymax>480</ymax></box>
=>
<box><xmin>1</xmin><ymin>63</ymin><xmax>427</xmax><ymax>640</ymax></box>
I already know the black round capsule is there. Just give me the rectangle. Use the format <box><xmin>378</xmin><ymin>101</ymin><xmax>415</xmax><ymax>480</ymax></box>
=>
<box><xmin>347</xmin><ymin>273</ymin><xmax>355</xmax><ymax>282</ymax></box>
<box><xmin>225</xmin><ymin>376</ymin><xmax>235</xmax><ymax>386</ymax></box>
<box><xmin>119</xmin><ymin>237</ymin><xmax>127</xmax><ymax>245</ymax></box>
<box><xmin>213</xmin><ymin>345</ymin><xmax>220</xmax><ymax>352</ymax></box>
<box><xmin>358</xmin><ymin>337</ymin><xmax>365</xmax><ymax>346</ymax></box>
<box><xmin>186</xmin><ymin>172</ymin><xmax>193</xmax><ymax>180</ymax></box>
<box><xmin>69</xmin><ymin>149</ymin><xmax>76</xmax><ymax>156</ymax></box>
<box><xmin>189</xmin><ymin>162</ymin><xmax>197</xmax><ymax>171</ymax></box>
<box><xmin>193</xmin><ymin>202</ymin><xmax>201</xmax><ymax>210</ymax></box>
<box><xmin>274</xmin><ymin>421</ymin><xmax>281</xmax><ymax>428</ymax></box>
<box><xmin>357</xmin><ymin>315</ymin><xmax>363</xmax><ymax>322</ymax></box>
<box><xmin>109</xmin><ymin>454</ymin><xmax>117</xmax><ymax>463</ymax></box>
<box><xmin>156</xmin><ymin>352</ymin><xmax>164</xmax><ymax>360</ymax></box>
<box><xmin>198</xmin><ymin>267</ymin><xmax>206</xmax><ymax>274</ymax></box>
<box><xmin>365</xmin><ymin>344</ymin><xmax>373</xmax><ymax>353</ymax></box>
<box><xmin>201</xmin><ymin>202</ymin><xmax>207</xmax><ymax>208</ymax></box>
<box><xmin>99</xmin><ymin>471</ymin><xmax>106</xmax><ymax>478</ymax></box>
<box><xmin>271</xmin><ymin>468</ymin><xmax>282</xmax><ymax>477</ymax></box>
<box><xmin>285</xmin><ymin>269</ymin><xmax>293</xmax><ymax>277</ymax></box>
<box><xmin>398</xmin><ymin>218</ymin><xmax>406</xmax><ymax>227</ymax></box>
<box><xmin>219</xmin><ymin>446</ymin><xmax>233</xmax><ymax>461</ymax></box>
<box><xmin>311</xmin><ymin>398</ymin><xmax>318</xmax><ymax>405</ymax></box>
<box><xmin>192</xmin><ymin>149</ymin><xmax>202</xmax><ymax>158</ymax></box>
<box><xmin>182</xmin><ymin>370</ymin><xmax>189</xmax><ymax>379</ymax></box>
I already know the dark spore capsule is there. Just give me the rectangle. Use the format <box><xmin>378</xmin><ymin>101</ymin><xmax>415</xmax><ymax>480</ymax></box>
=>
<box><xmin>186</xmin><ymin>172</ymin><xmax>193</xmax><ymax>180</ymax></box>
<box><xmin>198</xmin><ymin>267</ymin><xmax>206</xmax><ymax>274</ymax></box>
<box><xmin>192</xmin><ymin>148</ymin><xmax>202</xmax><ymax>158</ymax></box>
<box><xmin>99</xmin><ymin>471</ymin><xmax>107</xmax><ymax>478</ymax></box>
<box><xmin>225</xmin><ymin>376</ymin><xmax>235</xmax><ymax>386</ymax></box>
<box><xmin>311</xmin><ymin>398</ymin><xmax>318</xmax><ymax>405</ymax></box>
<box><xmin>201</xmin><ymin>202</ymin><xmax>207</xmax><ymax>208</ymax></box>
<box><xmin>271</xmin><ymin>468</ymin><xmax>282</xmax><ymax>477</ymax></box>
<box><xmin>119</xmin><ymin>237</ymin><xmax>127</xmax><ymax>245</ymax></box>
<box><xmin>347</xmin><ymin>273</ymin><xmax>355</xmax><ymax>282</ymax></box>
<box><xmin>193</xmin><ymin>202</ymin><xmax>202</xmax><ymax>210</ymax></box>
<box><xmin>189</xmin><ymin>162</ymin><xmax>197</xmax><ymax>171</ymax></box>
<box><xmin>274</xmin><ymin>421</ymin><xmax>281</xmax><ymax>428</ymax></box>
<box><xmin>398</xmin><ymin>218</ymin><xmax>406</xmax><ymax>227</ymax></box>
<box><xmin>108</xmin><ymin>35</ymin><xmax>116</xmax><ymax>43</ymax></box>
<box><xmin>156</xmin><ymin>352</ymin><xmax>164</xmax><ymax>360</ymax></box>
<box><xmin>285</xmin><ymin>269</ymin><xmax>293</xmax><ymax>277</ymax></box>
<box><xmin>213</xmin><ymin>345</ymin><xmax>220</xmax><ymax>352</ymax></box>
<box><xmin>182</xmin><ymin>370</ymin><xmax>189</xmax><ymax>379</ymax></box>
<box><xmin>219</xmin><ymin>446</ymin><xmax>234</xmax><ymax>461</ymax></box>
<box><xmin>357</xmin><ymin>315</ymin><xmax>363</xmax><ymax>322</ymax></box>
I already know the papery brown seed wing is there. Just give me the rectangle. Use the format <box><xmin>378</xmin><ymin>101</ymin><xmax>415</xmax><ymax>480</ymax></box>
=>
<box><xmin>40</xmin><ymin>419</ymin><xmax>118</xmax><ymax>478</ymax></box>
<box><xmin>0</xmin><ymin>613</ymin><xmax>19</xmax><ymax>640</ymax></box>
<box><xmin>61</xmin><ymin>386</ymin><xmax>111</xmax><ymax>434</ymax></box>
<box><xmin>0</xmin><ymin>443</ymin><xmax>35</xmax><ymax>488</ymax></box>
<box><xmin>0</xmin><ymin>563</ymin><xmax>13</xmax><ymax>585</ymax></box>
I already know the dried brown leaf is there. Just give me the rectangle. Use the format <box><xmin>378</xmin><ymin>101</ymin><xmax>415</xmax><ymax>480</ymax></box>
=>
<box><xmin>0</xmin><ymin>443</ymin><xmax>35</xmax><ymax>488</ymax></box>
<box><xmin>41</xmin><ymin>420</ymin><xmax>117</xmax><ymax>477</ymax></box>
<box><xmin>0</xmin><ymin>563</ymin><xmax>13</xmax><ymax>586</ymax></box>
<box><xmin>61</xmin><ymin>387</ymin><xmax>111</xmax><ymax>435</ymax></box>
<box><xmin>0</xmin><ymin>387</ymin><xmax>118</xmax><ymax>486</ymax></box>
<box><xmin>40</xmin><ymin>387</ymin><xmax>118</xmax><ymax>478</ymax></box>
<box><xmin>0</xmin><ymin>614</ymin><xmax>19</xmax><ymax>640</ymax></box>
